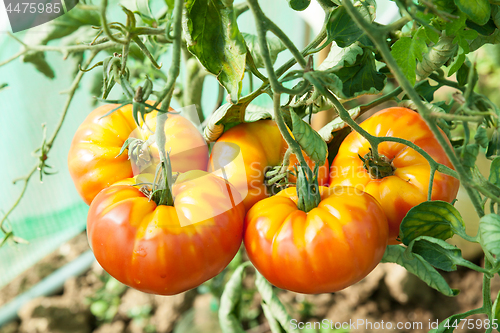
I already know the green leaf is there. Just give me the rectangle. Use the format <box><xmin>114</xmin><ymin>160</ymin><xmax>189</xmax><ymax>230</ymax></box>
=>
<box><xmin>242</xmin><ymin>33</ymin><xmax>286</xmax><ymax>68</ymax></box>
<box><xmin>415</xmin><ymin>10</ymin><xmax>434</xmax><ymax>25</ymax></box>
<box><xmin>381</xmin><ymin>245</ymin><xmax>459</xmax><ymax>297</ymax></box>
<box><xmin>287</xmin><ymin>0</ymin><xmax>311</xmax><ymax>11</ymax></box>
<box><xmin>456</xmin><ymin>57</ymin><xmax>472</xmax><ymax>86</ymax></box>
<box><xmin>470</xmin><ymin>29</ymin><xmax>500</xmax><ymax>52</ymax></box>
<box><xmin>311</xmin><ymin>71</ymin><xmax>345</xmax><ymax>99</ymax></box>
<box><xmin>455</xmin><ymin>143</ymin><xmax>480</xmax><ymax>169</ymax></box>
<box><xmin>448</xmin><ymin>53</ymin><xmax>466</xmax><ymax>77</ymax></box>
<box><xmin>493</xmin><ymin>5</ymin><xmax>500</xmax><ymax>29</ymax></box>
<box><xmin>255</xmin><ymin>272</ymin><xmax>300</xmax><ymax>333</ymax></box>
<box><xmin>454</xmin><ymin>0</ymin><xmax>491</xmax><ymax>25</ymax></box>
<box><xmin>451</xmin><ymin>28</ymin><xmax>478</xmax><ymax>60</ymax></box>
<box><xmin>319</xmin><ymin>43</ymin><xmax>364</xmax><ymax>71</ymax></box>
<box><xmin>466</xmin><ymin>19</ymin><xmax>497</xmax><ymax>36</ymax></box>
<box><xmin>445</xmin><ymin>11</ymin><xmax>467</xmax><ymax>35</ymax></box>
<box><xmin>325</xmin><ymin>1</ymin><xmax>376</xmax><ymax>48</ymax></box>
<box><xmin>219</xmin><ymin>263</ymin><xmax>248</xmax><ymax>333</ymax></box>
<box><xmin>411</xmin><ymin>236</ymin><xmax>478</xmax><ymax>272</ymax></box>
<box><xmin>135</xmin><ymin>0</ymin><xmax>157</xmax><ymax>26</ymax></box>
<box><xmin>412</xmin><ymin>27</ymin><xmax>430</xmax><ymax>61</ymax></box>
<box><xmin>487</xmin><ymin>129</ymin><xmax>500</xmax><ymax>159</ymax></box>
<box><xmin>0</xmin><ymin>83</ymin><xmax>7</xmax><ymax>92</ymax></box>
<box><xmin>492</xmin><ymin>289</ymin><xmax>500</xmax><ymax>325</ymax></box>
<box><xmin>391</xmin><ymin>29</ymin><xmax>428</xmax><ymax>86</ymax></box>
<box><xmin>23</xmin><ymin>6</ymin><xmax>101</xmax><ymax>45</ymax></box>
<box><xmin>474</xmin><ymin>126</ymin><xmax>489</xmax><ymax>148</ymax></box>
<box><xmin>203</xmin><ymin>102</ymin><xmax>249</xmax><ymax>142</ymax></box>
<box><xmin>291</xmin><ymin>111</ymin><xmax>328</xmax><ymax>165</ymax></box>
<box><xmin>489</xmin><ymin>157</ymin><xmax>500</xmax><ymax>186</ymax></box>
<box><xmin>433</xmin><ymin>0</ymin><xmax>458</xmax><ymax>12</ymax></box>
<box><xmin>165</xmin><ymin>0</ymin><xmax>175</xmax><ymax>11</ymax></box>
<box><xmin>19</xmin><ymin>5</ymin><xmax>122</xmax><ymax>78</ymax></box>
<box><xmin>317</xmin><ymin>106</ymin><xmax>360</xmax><ymax>142</ymax></box>
<box><xmin>21</xmin><ymin>52</ymin><xmax>55</xmax><ymax>79</ymax></box>
<box><xmin>478</xmin><ymin>214</ymin><xmax>500</xmax><ymax>256</ymax></box>
<box><xmin>414</xmin><ymin>81</ymin><xmax>444</xmax><ymax>102</ymax></box>
<box><xmin>424</xmin><ymin>26</ymin><xmax>440</xmax><ymax>44</ymax></box>
<box><xmin>244</xmin><ymin>105</ymin><xmax>273</xmax><ymax>122</ymax></box>
<box><xmin>261</xmin><ymin>302</ymin><xmax>282</xmax><ymax>333</ymax></box>
<box><xmin>329</xmin><ymin>49</ymin><xmax>386</xmax><ymax>99</ymax></box>
<box><xmin>184</xmin><ymin>0</ymin><xmax>247</xmax><ymax>103</ymax></box>
<box><xmin>399</xmin><ymin>201</ymin><xmax>467</xmax><ymax>245</ymax></box>
<box><xmin>203</xmin><ymin>89</ymin><xmax>263</xmax><ymax>142</ymax></box>
<box><xmin>391</xmin><ymin>39</ymin><xmax>416</xmax><ymax>86</ymax></box>
<box><xmin>259</xmin><ymin>284</ymin><xmax>299</xmax><ymax>332</ymax></box>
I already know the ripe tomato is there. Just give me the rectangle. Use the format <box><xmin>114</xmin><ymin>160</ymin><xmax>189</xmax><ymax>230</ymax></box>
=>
<box><xmin>87</xmin><ymin>170</ymin><xmax>245</xmax><ymax>295</ymax></box>
<box><xmin>68</xmin><ymin>103</ymin><xmax>208</xmax><ymax>205</ymax></box>
<box><xmin>208</xmin><ymin>120</ymin><xmax>330</xmax><ymax>211</ymax></box>
<box><xmin>244</xmin><ymin>186</ymin><xmax>388</xmax><ymax>294</ymax></box>
<box><xmin>329</xmin><ymin>107</ymin><xmax>460</xmax><ymax>244</ymax></box>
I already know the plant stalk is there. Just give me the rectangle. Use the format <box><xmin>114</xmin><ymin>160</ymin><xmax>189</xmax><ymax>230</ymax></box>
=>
<box><xmin>341</xmin><ymin>0</ymin><xmax>485</xmax><ymax>217</ymax></box>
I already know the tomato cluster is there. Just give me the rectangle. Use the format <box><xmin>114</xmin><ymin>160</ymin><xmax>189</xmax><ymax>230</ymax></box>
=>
<box><xmin>69</xmin><ymin>104</ymin><xmax>243</xmax><ymax>295</ymax></box>
<box><xmin>70</xmin><ymin>104</ymin><xmax>459</xmax><ymax>295</ymax></box>
<box><xmin>68</xmin><ymin>103</ymin><xmax>208</xmax><ymax>205</ymax></box>
<box><xmin>330</xmin><ymin>107</ymin><xmax>459</xmax><ymax>244</ymax></box>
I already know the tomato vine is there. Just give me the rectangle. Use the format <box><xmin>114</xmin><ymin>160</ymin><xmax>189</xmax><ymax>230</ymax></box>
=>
<box><xmin>2</xmin><ymin>0</ymin><xmax>500</xmax><ymax>331</ymax></box>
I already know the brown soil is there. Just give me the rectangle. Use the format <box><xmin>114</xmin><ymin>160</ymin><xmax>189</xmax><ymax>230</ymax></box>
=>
<box><xmin>0</xmin><ymin>233</ymin><xmax>495</xmax><ymax>333</ymax></box>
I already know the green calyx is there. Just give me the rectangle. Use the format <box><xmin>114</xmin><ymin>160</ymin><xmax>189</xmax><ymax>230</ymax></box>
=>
<box><xmin>359</xmin><ymin>149</ymin><xmax>395</xmax><ymax>179</ymax></box>
<box><xmin>128</xmin><ymin>139</ymin><xmax>153</xmax><ymax>170</ymax></box>
<box><xmin>264</xmin><ymin>165</ymin><xmax>290</xmax><ymax>195</ymax></box>
<box><xmin>296</xmin><ymin>165</ymin><xmax>321</xmax><ymax>213</ymax></box>
<box><xmin>116</xmin><ymin>137</ymin><xmax>154</xmax><ymax>172</ymax></box>
<box><xmin>150</xmin><ymin>152</ymin><xmax>176</xmax><ymax>207</ymax></box>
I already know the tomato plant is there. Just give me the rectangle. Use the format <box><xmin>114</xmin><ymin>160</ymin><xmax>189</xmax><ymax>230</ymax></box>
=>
<box><xmin>244</xmin><ymin>186</ymin><xmax>388</xmax><ymax>294</ymax></box>
<box><xmin>209</xmin><ymin>120</ymin><xmax>330</xmax><ymax>211</ymax></box>
<box><xmin>330</xmin><ymin>107</ymin><xmax>460</xmax><ymax>244</ymax></box>
<box><xmin>3</xmin><ymin>0</ymin><xmax>500</xmax><ymax>331</ymax></box>
<box><xmin>87</xmin><ymin>170</ymin><xmax>244</xmax><ymax>295</ymax></box>
<box><xmin>68</xmin><ymin>103</ymin><xmax>208</xmax><ymax>205</ymax></box>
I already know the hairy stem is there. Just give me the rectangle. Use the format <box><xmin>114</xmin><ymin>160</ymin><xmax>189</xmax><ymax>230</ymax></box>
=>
<box><xmin>341</xmin><ymin>0</ymin><xmax>485</xmax><ymax>217</ymax></box>
<box><xmin>154</xmin><ymin>0</ymin><xmax>184</xmax><ymax>112</ymax></box>
<box><xmin>101</xmin><ymin>0</ymin><xmax>128</xmax><ymax>44</ymax></box>
<box><xmin>155</xmin><ymin>115</ymin><xmax>174</xmax><ymax>206</ymax></box>
<box><xmin>0</xmin><ymin>52</ymin><xmax>98</xmax><ymax>243</ymax></box>
<box><xmin>305</xmin><ymin>72</ymin><xmax>381</xmax><ymax>159</ymax></box>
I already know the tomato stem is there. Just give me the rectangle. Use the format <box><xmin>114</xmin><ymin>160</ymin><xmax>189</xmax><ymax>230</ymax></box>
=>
<box><xmin>272</xmin><ymin>93</ymin><xmax>321</xmax><ymax>211</ymax></box>
<box><xmin>296</xmin><ymin>165</ymin><xmax>321</xmax><ymax>213</ymax></box>
<box><xmin>360</xmin><ymin>149</ymin><xmax>395</xmax><ymax>179</ymax></box>
<box><xmin>305</xmin><ymin>73</ymin><xmax>381</xmax><ymax>160</ymax></box>
<box><xmin>153</xmin><ymin>0</ymin><xmax>184</xmax><ymax>113</ymax></box>
<box><xmin>248</xmin><ymin>0</ymin><xmax>324</xmax><ymax>211</ymax></box>
<box><xmin>341</xmin><ymin>0</ymin><xmax>487</xmax><ymax>217</ymax></box>
<box><xmin>153</xmin><ymin>113</ymin><xmax>174</xmax><ymax>206</ymax></box>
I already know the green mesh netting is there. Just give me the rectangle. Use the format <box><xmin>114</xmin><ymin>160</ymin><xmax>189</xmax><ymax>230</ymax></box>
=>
<box><xmin>0</xmin><ymin>31</ymin><xmax>95</xmax><ymax>288</ymax></box>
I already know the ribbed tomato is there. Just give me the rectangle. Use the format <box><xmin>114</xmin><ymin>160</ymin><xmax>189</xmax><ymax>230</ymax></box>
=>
<box><xmin>87</xmin><ymin>170</ymin><xmax>245</xmax><ymax>295</ymax></box>
<box><xmin>68</xmin><ymin>103</ymin><xmax>208</xmax><ymax>205</ymax></box>
<box><xmin>208</xmin><ymin>120</ymin><xmax>330</xmax><ymax>211</ymax></box>
<box><xmin>244</xmin><ymin>186</ymin><xmax>388</xmax><ymax>294</ymax></box>
<box><xmin>329</xmin><ymin>107</ymin><xmax>460</xmax><ymax>244</ymax></box>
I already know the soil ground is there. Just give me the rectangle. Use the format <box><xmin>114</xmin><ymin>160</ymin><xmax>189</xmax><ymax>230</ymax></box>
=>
<box><xmin>0</xmin><ymin>232</ymin><xmax>496</xmax><ymax>333</ymax></box>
